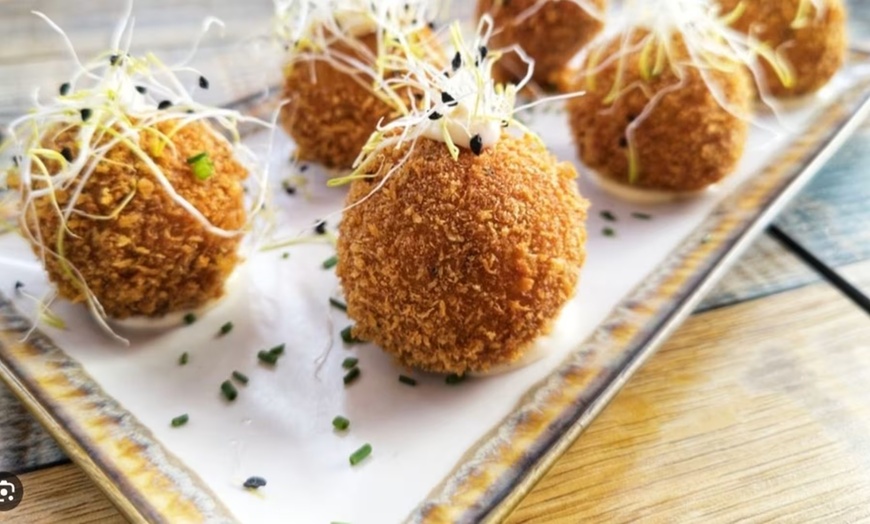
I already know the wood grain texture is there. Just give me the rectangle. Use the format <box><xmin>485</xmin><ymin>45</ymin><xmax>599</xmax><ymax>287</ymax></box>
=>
<box><xmin>10</xmin><ymin>264</ymin><xmax>870</xmax><ymax>524</ymax></box>
<box><xmin>507</xmin><ymin>261</ymin><xmax>870</xmax><ymax>523</ymax></box>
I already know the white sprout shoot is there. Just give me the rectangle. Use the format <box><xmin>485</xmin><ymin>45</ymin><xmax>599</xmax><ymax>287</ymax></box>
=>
<box><xmin>272</xmin><ymin>0</ymin><xmax>443</xmax><ymax>116</ymax></box>
<box><xmin>579</xmin><ymin>0</ymin><xmax>795</xmax><ymax>183</ymax></box>
<box><xmin>1</xmin><ymin>10</ymin><xmax>273</xmax><ymax>342</ymax></box>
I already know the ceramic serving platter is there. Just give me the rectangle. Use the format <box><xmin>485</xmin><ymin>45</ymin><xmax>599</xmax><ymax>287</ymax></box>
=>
<box><xmin>1</xmin><ymin>31</ymin><xmax>870</xmax><ymax>524</ymax></box>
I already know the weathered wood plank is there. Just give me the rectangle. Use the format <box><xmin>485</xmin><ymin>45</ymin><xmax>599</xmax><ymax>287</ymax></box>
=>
<box><xmin>17</xmin><ymin>463</ymin><xmax>126</xmax><ymax>523</ymax></box>
<box><xmin>508</xmin><ymin>261</ymin><xmax>870</xmax><ymax>523</ymax></box>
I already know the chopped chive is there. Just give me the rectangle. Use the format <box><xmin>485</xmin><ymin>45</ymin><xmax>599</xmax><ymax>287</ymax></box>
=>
<box><xmin>269</xmin><ymin>344</ymin><xmax>285</xmax><ymax>356</ymax></box>
<box><xmin>314</xmin><ymin>220</ymin><xmax>327</xmax><ymax>235</ymax></box>
<box><xmin>220</xmin><ymin>380</ymin><xmax>238</xmax><ymax>401</ymax></box>
<box><xmin>157</xmin><ymin>100</ymin><xmax>172</xmax><ymax>110</ymax></box>
<box><xmin>445</xmin><ymin>373</ymin><xmax>466</xmax><ymax>385</ymax></box>
<box><xmin>187</xmin><ymin>152</ymin><xmax>214</xmax><ymax>181</ymax></box>
<box><xmin>329</xmin><ymin>298</ymin><xmax>348</xmax><ymax>312</ymax></box>
<box><xmin>232</xmin><ymin>371</ymin><xmax>249</xmax><ymax>384</ymax></box>
<box><xmin>349</xmin><ymin>443</ymin><xmax>372</xmax><ymax>466</ymax></box>
<box><xmin>342</xmin><ymin>357</ymin><xmax>359</xmax><ymax>370</ymax></box>
<box><xmin>631</xmin><ymin>212</ymin><xmax>653</xmax><ymax>220</ymax></box>
<box><xmin>399</xmin><ymin>375</ymin><xmax>417</xmax><ymax>387</ymax></box>
<box><xmin>171</xmin><ymin>414</ymin><xmax>189</xmax><ymax>427</ymax></box>
<box><xmin>199</xmin><ymin>76</ymin><xmax>210</xmax><ymax>89</ymax></box>
<box><xmin>600</xmin><ymin>210</ymin><xmax>618</xmax><ymax>222</ymax></box>
<box><xmin>341</xmin><ymin>326</ymin><xmax>361</xmax><ymax>344</ymax></box>
<box><xmin>80</xmin><ymin>108</ymin><xmax>92</xmax><ymax>122</ymax></box>
<box><xmin>282</xmin><ymin>252</ymin><xmax>290</xmax><ymax>259</ymax></box>
<box><xmin>59</xmin><ymin>82</ymin><xmax>71</xmax><ymax>96</ymax></box>
<box><xmin>218</xmin><ymin>322</ymin><xmax>233</xmax><ymax>336</ymax></box>
<box><xmin>322</xmin><ymin>255</ymin><xmax>338</xmax><ymax>270</ymax></box>
<box><xmin>179</xmin><ymin>352</ymin><xmax>189</xmax><ymax>366</ymax></box>
<box><xmin>343</xmin><ymin>367</ymin><xmax>361</xmax><ymax>385</ymax></box>
<box><xmin>135</xmin><ymin>85</ymin><xmax>147</xmax><ymax>95</ymax></box>
<box><xmin>257</xmin><ymin>350</ymin><xmax>279</xmax><ymax>365</ymax></box>
<box><xmin>332</xmin><ymin>416</ymin><xmax>350</xmax><ymax>431</ymax></box>
<box><xmin>602</xmin><ymin>227</ymin><xmax>616</xmax><ymax>237</ymax></box>
<box><xmin>183</xmin><ymin>313</ymin><xmax>196</xmax><ymax>325</ymax></box>
<box><xmin>243</xmin><ymin>476</ymin><xmax>267</xmax><ymax>489</ymax></box>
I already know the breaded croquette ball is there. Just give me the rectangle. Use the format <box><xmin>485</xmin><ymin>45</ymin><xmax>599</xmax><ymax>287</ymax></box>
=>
<box><xmin>336</xmin><ymin>134</ymin><xmax>588</xmax><ymax>374</ymax></box>
<box><xmin>477</xmin><ymin>0</ymin><xmax>607</xmax><ymax>88</ymax></box>
<box><xmin>280</xmin><ymin>34</ymin><xmax>405</xmax><ymax>169</ymax></box>
<box><xmin>718</xmin><ymin>0</ymin><xmax>847</xmax><ymax>97</ymax></box>
<box><xmin>567</xmin><ymin>31</ymin><xmax>753</xmax><ymax>193</ymax></box>
<box><xmin>26</xmin><ymin>120</ymin><xmax>247</xmax><ymax>319</ymax></box>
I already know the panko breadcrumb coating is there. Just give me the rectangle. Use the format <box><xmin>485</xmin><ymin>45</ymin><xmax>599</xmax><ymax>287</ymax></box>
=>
<box><xmin>567</xmin><ymin>31</ymin><xmax>753</xmax><ymax>192</ymax></box>
<box><xmin>281</xmin><ymin>30</ymin><xmax>440</xmax><ymax>169</ymax></box>
<box><xmin>26</xmin><ymin>120</ymin><xmax>247</xmax><ymax>319</ymax></box>
<box><xmin>477</xmin><ymin>0</ymin><xmax>607</xmax><ymax>88</ymax></box>
<box><xmin>718</xmin><ymin>0</ymin><xmax>847</xmax><ymax>97</ymax></box>
<box><xmin>336</xmin><ymin>134</ymin><xmax>588</xmax><ymax>374</ymax></box>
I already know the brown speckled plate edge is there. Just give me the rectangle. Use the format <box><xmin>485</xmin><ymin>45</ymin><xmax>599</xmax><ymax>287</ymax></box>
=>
<box><xmin>408</xmin><ymin>60</ymin><xmax>870</xmax><ymax>523</ymax></box>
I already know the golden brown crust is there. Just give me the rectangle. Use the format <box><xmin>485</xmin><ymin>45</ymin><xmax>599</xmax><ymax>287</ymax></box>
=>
<box><xmin>280</xmin><ymin>30</ymin><xmax>441</xmax><ymax>169</ymax></box>
<box><xmin>566</xmin><ymin>31</ymin><xmax>753</xmax><ymax>191</ymax></box>
<box><xmin>336</xmin><ymin>135</ymin><xmax>588</xmax><ymax>374</ymax></box>
<box><xmin>718</xmin><ymin>0</ymin><xmax>848</xmax><ymax>97</ymax></box>
<box><xmin>477</xmin><ymin>0</ymin><xmax>607</xmax><ymax>88</ymax></box>
<box><xmin>26</xmin><ymin>120</ymin><xmax>247</xmax><ymax>319</ymax></box>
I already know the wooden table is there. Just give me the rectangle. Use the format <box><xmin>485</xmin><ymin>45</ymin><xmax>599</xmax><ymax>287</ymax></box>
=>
<box><xmin>3</xmin><ymin>1</ymin><xmax>870</xmax><ymax>522</ymax></box>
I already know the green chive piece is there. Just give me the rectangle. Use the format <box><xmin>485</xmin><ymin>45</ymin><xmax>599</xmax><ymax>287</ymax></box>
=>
<box><xmin>445</xmin><ymin>373</ymin><xmax>466</xmax><ymax>385</ymax></box>
<box><xmin>282</xmin><ymin>252</ymin><xmax>290</xmax><ymax>259</ymax></box>
<box><xmin>257</xmin><ymin>350</ymin><xmax>279</xmax><ymax>365</ymax></box>
<box><xmin>322</xmin><ymin>255</ymin><xmax>338</xmax><ymax>270</ymax></box>
<box><xmin>183</xmin><ymin>313</ymin><xmax>196</xmax><ymax>325</ymax></box>
<box><xmin>600</xmin><ymin>210</ymin><xmax>618</xmax><ymax>222</ymax></box>
<box><xmin>269</xmin><ymin>344</ymin><xmax>285</xmax><ymax>356</ymax></box>
<box><xmin>341</xmin><ymin>326</ymin><xmax>361</xmax><ymax>344</ymax></box>
<box><xmin>631</xmin><ymin>212</ymin><xmax>653</xmax><ymax>220</ymax></box>
<box><xmin>329</xmin><ymin>298</ymin><xmax>348</xmax><ymax>312</ymax></box>
<box><xmin>399</xmin><ymin>375</ymin><xmax>417</xmax><ymax>386</ymax></box>
<box><xmin>219</xmin><ymin>322</ymin><xmax>233</xmax><ymax>336</ymax></box>
<box><xmin>232</xmin><ymin>371</ymin><xmax>249</xmax><ymax>384</ymax></box>
<box><xmin>171</xmin><ymin>414</ymin><xmax>189</xmax><ymax>427</ymax></box>
<box><xmin>342</xmin><ymin>357</ymin><xmax>359</xmax><ymax>370</ymax></box>
<box><xmin>349</xmin><ymin>443</ymin><xmax>372</xmax><ymax>466</ymax></box>
<box><xmin>179</xmin><ymin>352</ymin><xmax>189</xmax><ymax>366</ymax></box>
<box><xmin>332</xmin><ymin>416</ymin><xmax>350</xmax><ymax>431</ymax></box>
<box><xmin>220</xmin><ymin>380</ymin><xmax>238</xmax><ymax>401</ymax></box>
<box><xmin>343</xmin><ymin>367</ymin><xmax>361</xmax><ymax>385</ymax></box>
<box><xmin>603</xmin><ymin>227</ymin><xmax>616</xmax><ymax>238</ymax></box>
<box><xmin>187</xmin><ymin>152</ymin><xmax>214</xmax><ymax>181</ymax></box>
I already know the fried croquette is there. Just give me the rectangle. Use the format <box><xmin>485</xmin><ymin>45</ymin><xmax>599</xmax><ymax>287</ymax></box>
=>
<box><xmin>281</xmin><ymin>30</ymin><xmax>440</xmax><ymax>169</ymax></box>
<box><xmin>477</xmin><ymin>0</ymin><xmax>607</xmax><ymax>88</ymax></box>
<box><xmin>566</xmin><ymin>31</ymin><xmax>753</xmax><ymax>192</ymax></box>
<box><xmin>718</xmin><ymin>0</ymin><xmax>847</xmax><ymax>97</ymax></box>
<box><xmin>336</xmin><ymin>134</ymin><xmax>588</xmax><ymax>374</ymax></box>
<box><xmin>26</xmin><ymin>120</ymin><xmax>247</xmax><ymax>319</ymax></box>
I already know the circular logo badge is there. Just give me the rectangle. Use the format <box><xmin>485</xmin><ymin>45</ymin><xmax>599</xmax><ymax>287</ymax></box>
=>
<box><xmin>0</xmin><ymin>472</ymin><xmax>23</xmax><ymax>511</ymax></box>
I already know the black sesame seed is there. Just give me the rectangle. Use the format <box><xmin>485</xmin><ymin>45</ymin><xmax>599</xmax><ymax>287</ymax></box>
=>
<box><xmin>243</xmin><ymin>476</ymin><xmax>267</xmax><ymax>489</ymax></box>
<box><xmin>135</xmin><ymin>85</ymin><xmax>147</xmax><ymax>95</ymax></box>
<box><xmin>428</xmin><ymin>111</ymin><xmax>442</xmax><ymax>121</ymax></box>
<box><xmin>470</xmin><ymin>135</ymin><xmax>483</xmax><ymax>156</ymax></box>
<box><xmin>441</xmin><ymin>92</ymin><xmax>457</xmax><ymax>107</ymax></box>
<box><xmin>427</xmin><ymin>21</ymin><xmax>436</xmax><ymax>29</ymax></box>
<box><xmin>157</xmin><ymin>100</ymin><xmax>172</xmax><ymax>110</ymax></box>
<box><xmin>59</xmin><ymin>82</ymin><xmax>71</xmax><ymax>96</ymax></box>
<box><xmin>618</xmin><ymin>137</ymin><xmax>628</xmax><ymax>148</ymax></box>
<box><xmin>283</xmin><ymin>183</ymin><xmax>297</xmax><ymax>195</ymax></box>
<box><xmin>14</xmin><ymin>281</ymin><xmax>24</xmax><ymax>292</ymax></box>
<box><xmin>199</xmin><ymin>76</ymin><xmax>209</xmax><ymax>89</ymax></box>
<box><xmin>109</xmin><ymin>54</ymin><xmax>120</xmax><ymax>66</ymax></box>
<box><xmin>60</xmin><ymin>147</ymin><xmax>73</xmax><ymax>162</ymax></box>
<box><xmin>299</xmin><ymin>164</ymin><xmax>309</xmax><ymax>172</ymax></box>
<box><xmin>479</xmin><ymin>46</ymin><xmax>488</xmax><ymax>60</ymax></box>
<box><xmin>314</xmin><ymin>220</ymin><xmax>327</xmax><ymax>235</ymax></box>
<box><xmin>451</xmin><ymin>52</ymin><xmax>462</xmax><ymax>71</ymax></box>
<box><xmin>80</xmin><ymin>108</ymin><xmax>92</xmax><ymax>122</ymax></box>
